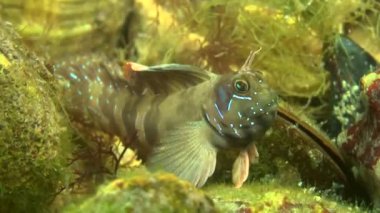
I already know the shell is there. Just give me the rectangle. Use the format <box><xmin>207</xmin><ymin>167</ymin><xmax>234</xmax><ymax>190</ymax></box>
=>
<box><xmin>338</xmin><ymin>71</ymin><xmax>380</xmax><ymax>207</ymax></box>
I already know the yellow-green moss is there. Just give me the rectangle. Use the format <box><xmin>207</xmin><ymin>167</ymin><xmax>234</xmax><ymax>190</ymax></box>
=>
<box><xmin>0</xmin><ymin>23</ymin><xmax>72</xmax><ymax>213</ymax></box>
<box><xmin>205</xmin><ymin>181</ymin><xmax>367</xmax><ymax>212</ymax></box>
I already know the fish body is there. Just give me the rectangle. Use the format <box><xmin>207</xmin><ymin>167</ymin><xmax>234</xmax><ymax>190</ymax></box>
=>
<box><xmin>53</xmin><ymin>52</ymin><xmax>278</xmax><ymax>187</ymax></box>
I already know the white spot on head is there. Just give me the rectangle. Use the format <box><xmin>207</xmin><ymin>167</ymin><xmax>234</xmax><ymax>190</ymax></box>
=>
<box><xmin>233</xmin><ymin>128</ymin><xmax>240</xmax><ymax>136</ymax></box>
<box><xmin>205</xmin><ymin>112</ymin><xmax>210</xmax><ymax>121</ymax></box>
<box><xmin>96</xmin><ymin>76</ymin><xmax>102</xmax><ymax>83</ymax></box>
<box><xmin>216</xmin><ymin>123</ymin><xmax>222</xmax><ymax>131</ymax></box>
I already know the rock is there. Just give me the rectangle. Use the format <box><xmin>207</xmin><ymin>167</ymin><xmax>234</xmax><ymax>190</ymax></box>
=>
<box><xmin>0</xmin><ymin>23</ymin><xmax>72</xmax><ymax>213</ymax></box>
<box><xmin>64</xmin><ymin>171</ymin><xmax>217</xmax><ymax>213</ymax></box>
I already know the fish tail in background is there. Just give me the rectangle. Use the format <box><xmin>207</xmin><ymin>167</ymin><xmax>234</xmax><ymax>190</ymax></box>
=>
<box><xmin>51</xmin><ymin>53</ymin><xmax>138</xmax><ymax>140</ymax></box>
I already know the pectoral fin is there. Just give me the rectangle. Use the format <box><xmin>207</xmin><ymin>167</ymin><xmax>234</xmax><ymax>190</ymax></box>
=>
<box><xmin>232</xmin><ymin>150</ymin><xmax>250</xmax><ymax>188</ymax></box>
<box><xmin>247</xmin><ymin>143</ymin><xmax>259</xmax><ymax>164</ymax></box>
<box><xmin>147</xmin><ymin>122</ymin><xmax>217</xmax><ymax>187</ymax></box>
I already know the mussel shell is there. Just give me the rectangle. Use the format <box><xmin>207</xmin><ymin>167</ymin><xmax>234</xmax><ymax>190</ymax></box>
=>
<box><xmin>323</xmin><ymin>34</ymin><xmax>378</xmax><ymax>137</ymax></box>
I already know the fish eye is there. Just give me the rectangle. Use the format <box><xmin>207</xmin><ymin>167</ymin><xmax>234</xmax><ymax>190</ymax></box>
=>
<box><xmin>234</xmin><ymin>79</ymin><xmax>250</xmax><ymax>93</ymax></box>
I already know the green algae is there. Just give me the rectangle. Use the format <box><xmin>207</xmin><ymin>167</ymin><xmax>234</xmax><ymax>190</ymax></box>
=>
<box><xmin>0</xmin><ymin>23</ymin><xmax>72</xmax><ymax>213</ymax></box>
<box><xmin>205</xmin><ymin>181</ymin><xmax>367</xmax><ymax>212</ymax></box>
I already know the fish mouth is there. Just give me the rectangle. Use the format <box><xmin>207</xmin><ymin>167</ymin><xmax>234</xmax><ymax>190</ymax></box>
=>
<box><xmin>202</xmin><ymin>108</ymin><xmax>221</xmax><ymax>135</ymax></box>
<box><xmin>202</xmin><ymin>109</ymin><xmax>255</xmax><ymax>147</ymax></box>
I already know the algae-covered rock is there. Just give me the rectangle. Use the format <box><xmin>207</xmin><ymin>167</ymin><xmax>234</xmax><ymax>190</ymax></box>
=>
<box><xmin>205</xmin><ymin>181</ymin><xmax>367</xmax><ymax>212</ymax></box>
<box><xmin>0</xmin><ymin>23</ymin><xmax>72</xmax><ymax>212</ymax></box>
<box><xmin>64</xmin><ymin>171</ymin><xmax>217</xmax><ymax>213</ymax></box>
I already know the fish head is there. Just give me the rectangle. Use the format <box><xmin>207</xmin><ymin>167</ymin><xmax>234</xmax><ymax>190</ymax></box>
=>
<box><xmin>203</xmin><ymin>53</ymin><xmax>278</xmax><ymax>148</ymax></box>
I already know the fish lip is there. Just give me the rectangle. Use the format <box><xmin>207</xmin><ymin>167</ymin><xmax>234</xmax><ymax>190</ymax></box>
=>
<box><xmin>202</xmin><ymin>108</ymin><xmax>254</xmax><ymax>146</ymax></box>
<box><xmin>202</xmin><ymin>108</ymin><xmax>223</xmax><ymax>136</ymax></box>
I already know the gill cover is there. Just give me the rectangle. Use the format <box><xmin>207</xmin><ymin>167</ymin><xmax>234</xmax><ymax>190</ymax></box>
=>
<box><xmin>204</xmin><ymin>51</ymin><xmax>278</xmax><ymax>146</ymax></box>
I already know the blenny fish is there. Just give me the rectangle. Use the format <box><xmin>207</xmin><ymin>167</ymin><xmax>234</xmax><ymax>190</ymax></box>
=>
<box><xmin>53</xmin><ymin>51</ymin><xmax>278</xmax><ymax>187</ymax></box>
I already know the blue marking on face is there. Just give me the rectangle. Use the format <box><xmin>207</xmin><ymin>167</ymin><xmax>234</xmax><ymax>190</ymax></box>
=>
<box><xmin>203</xmin><ymin>71</ymin><xmax>278</xmax><ymax>147</ymax></box>
<box><xmin>232</xmin><ymin>94</ymin><xmax>252</xmax><ymax>100</ymax></box>
<box><xmin>227</xmin><ymin>99</ymin><xmax>233</xmax><ymax>111</ymax></box>
<box><xmin>214</xmin><ymin>103</ymin><xmax>224</xmax><ymax>119</ymax></box>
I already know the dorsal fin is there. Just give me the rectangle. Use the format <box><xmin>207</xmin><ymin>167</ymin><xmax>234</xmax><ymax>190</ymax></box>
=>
<box><xmin>123</xmin><ymin>62</ymin><xmax>211</xmax><ymax>95</ymax></box>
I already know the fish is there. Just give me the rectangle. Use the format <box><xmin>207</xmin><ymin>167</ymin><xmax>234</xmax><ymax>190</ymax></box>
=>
<box><xmin>52</xmin><ymin>51</ymin><xmax>278</xmax><ymax>187</ymax></box>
